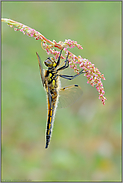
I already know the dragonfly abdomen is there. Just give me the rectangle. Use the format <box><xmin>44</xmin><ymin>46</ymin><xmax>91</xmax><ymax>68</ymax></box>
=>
<box><xmin>45</xmin><ymin>106</ymin><xmax>54</xmax><ymax>148</ymax></box>
<box><xmin>45</xmin><ymin>90</ymin><xmax>59</xmax><ymax>149</ymax></box>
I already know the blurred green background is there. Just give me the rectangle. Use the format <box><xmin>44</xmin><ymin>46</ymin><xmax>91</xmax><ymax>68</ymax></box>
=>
<box><xmin>1</xmin><ymin>2</ymin><xmax>121</xmax><ymax>181</ymax></box>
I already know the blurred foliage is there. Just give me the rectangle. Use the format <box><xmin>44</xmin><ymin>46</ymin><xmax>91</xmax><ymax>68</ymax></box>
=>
<box><xmin>1</xmin><ymin>2</ymin><xmax>121</xmax><ymax>181</ymax></box>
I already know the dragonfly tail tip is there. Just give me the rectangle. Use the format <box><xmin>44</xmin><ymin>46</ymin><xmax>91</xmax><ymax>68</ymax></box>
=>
<box><xmin>45</xmin><ymin>144</ymin><xmax>48</xmax><ymax>149</ymax></box>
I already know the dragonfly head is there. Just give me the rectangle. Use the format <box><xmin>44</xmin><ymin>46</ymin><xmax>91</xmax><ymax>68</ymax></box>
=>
<box><xmin>44</xmin><ymin>57</ymin><xmax>57</xmax><ymax>68</ymax></box>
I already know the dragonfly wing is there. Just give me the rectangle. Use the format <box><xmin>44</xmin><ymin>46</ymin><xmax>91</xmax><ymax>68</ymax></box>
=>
<box><xmin>58</xmin><ymin>84</ymin><xmax>83</xmax><ymax>108</ymax></box>
<box><xmin>36</xmin><ymin>52</ymin><xmax>45</xmax><ymax>86</ymax></box>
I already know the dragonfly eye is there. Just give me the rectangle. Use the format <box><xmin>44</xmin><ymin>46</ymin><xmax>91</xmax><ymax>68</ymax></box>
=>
<box><xmin>44</xmin><ymin>57</ymin><xmax>56</xmax><ymax>68</ymax></box>
<box><xmin>44</xmin><ymin>58</ymin><xmax>53</xmax><ymax>67</ymax></box>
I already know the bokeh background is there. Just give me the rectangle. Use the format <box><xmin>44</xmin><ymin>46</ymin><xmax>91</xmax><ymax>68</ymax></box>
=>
<box><xmin>1</xmin><ymin>2</ymin><xmax>121</xmax><ymax>181</ymax></box>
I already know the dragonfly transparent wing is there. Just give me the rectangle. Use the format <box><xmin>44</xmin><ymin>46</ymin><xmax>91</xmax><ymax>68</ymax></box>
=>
<box><xmin>36</xmin><ymin>52</ymin><xmax>45</xmax><ymax>86</ymax></box>
<box><xmin>58</xmin><ymin>84</ymin><xmax>83</xmax><ymax>108</ymax></box>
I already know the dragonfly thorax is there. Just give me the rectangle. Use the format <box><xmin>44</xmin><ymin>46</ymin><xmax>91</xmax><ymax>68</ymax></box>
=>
<box><xmin>44</xmin><ymin>57</ymin><xmax>57</xmax><ymax>68</ymax></box>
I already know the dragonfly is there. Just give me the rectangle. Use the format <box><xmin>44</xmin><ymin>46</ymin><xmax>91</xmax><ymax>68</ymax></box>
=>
<box><xmin>36</xmin><ymin>49</ymin><xmax>85</xmax><ymax>148</ymax></box>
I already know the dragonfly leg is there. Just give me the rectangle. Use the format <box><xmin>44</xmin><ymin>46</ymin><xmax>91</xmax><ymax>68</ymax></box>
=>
<box><xmin>55</xmin><ymin>48</ymin><xmax>64</xmax><ymax>67</ymax></box>
<box><xmin>59</xmin><ymin>69</ymin><xmax>85</xmax><ymax>80</ymax></box>
<box><xmin>57</xmin><ymin>52</ymin><xmax>69</xmax><ymax>71</ymax></box>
